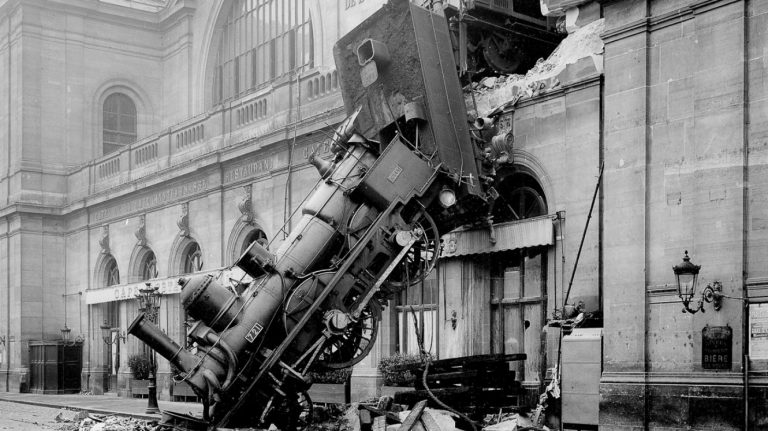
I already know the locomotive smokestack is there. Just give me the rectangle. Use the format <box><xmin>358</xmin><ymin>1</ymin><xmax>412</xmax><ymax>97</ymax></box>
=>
<box><xmin>128</xmin><ymin>312</ymin><xmax>198</xmax><ymax>373</ymax></box>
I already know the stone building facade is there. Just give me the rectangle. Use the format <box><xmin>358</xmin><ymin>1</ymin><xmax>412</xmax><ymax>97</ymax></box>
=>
<box><xmin>1</xmin><ymin>0</ymin><xmax>768</xmax><ymax>429</ymax></box>
<box><xmin>0</xmin><ymin>0</ymin><xmax>387</xmax><ymax>396</ymax></box>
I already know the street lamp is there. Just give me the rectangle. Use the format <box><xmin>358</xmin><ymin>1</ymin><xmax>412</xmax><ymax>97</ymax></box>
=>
<box><xmin>99</xmin><ymin>322</ymin><xmax>126</xmax><ymax>346</ymax></box>
<box><xmin>673</xmin><ymin>250</ymin><xmax>723</xmax><ymax>314</ymax></box>
<box><xmin>136</xmin><ymin>282</ymin><xmax>162</xmax><ymax>414</ymax></box>
<box><xmin>61</xmin><ymin>324</ymin><xmax>84</xmax><ymax>346</ymax></box>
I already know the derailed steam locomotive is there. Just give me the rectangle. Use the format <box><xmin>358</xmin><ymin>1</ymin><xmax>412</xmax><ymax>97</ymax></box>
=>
<box><xmin>129</xmin><ymin>1</ymin><xmax>505</xmax><ymax>429</ymax></box>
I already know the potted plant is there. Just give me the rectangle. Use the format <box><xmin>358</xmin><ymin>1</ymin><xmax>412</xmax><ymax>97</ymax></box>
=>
<box><xmin>378</xmin><ymin>353</ymin><xmax>423</xmax><ymax>397</ymax></box>
<box><xmin>127</xmin><ymin>354</ymin><xmax>152</xmax><ymax>398</ymax></box>
<box><xmin>307</xmin><ymin>368</ymin><xmax>352</xmax><ymax>404</ymax></box>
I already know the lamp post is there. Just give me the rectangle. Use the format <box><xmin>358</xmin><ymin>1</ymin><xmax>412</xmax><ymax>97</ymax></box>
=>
<box><xmin>136</xmin><ymin>282</ymin><xmax>161</xmax><ymax>414</ymax></box>
<box><xmin>99</xmin><ymin>321</ymin><xmax>125</xmax><ymax>394</ymax></box>
<box><xmin>673</xmin><ymin>250</ymin><xmax>723</xmax><ymax>314</ymax></box>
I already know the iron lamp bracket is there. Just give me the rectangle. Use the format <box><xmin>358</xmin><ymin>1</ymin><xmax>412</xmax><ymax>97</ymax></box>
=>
<box><xmin>681</xmin><ymin>281</ymin><xmax>723</xmax><ymax>314</ymax></box>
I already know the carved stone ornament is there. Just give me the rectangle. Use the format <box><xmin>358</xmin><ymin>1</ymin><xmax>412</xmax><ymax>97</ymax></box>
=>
<box><xmin>177</xmin><ymin>202</ymin><xmax>190</xmax><ymax>237</ymax></box>
<box><xmin>135</xmin><ymin>215</ymin><xmax>147</xmax><ymax>246</ymax></box>
<box><xmin>99</xmin><ymin>225</ymin><xmax>110</xmax><ymax>254</ymax></box>
<box><xmin>238</xmin><ymin>185</ymin><xmax>254</xmax><ymax>224</ymax></box>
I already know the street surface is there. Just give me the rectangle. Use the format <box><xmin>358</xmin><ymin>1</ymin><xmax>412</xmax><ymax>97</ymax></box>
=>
<box><xmin>0</xmin><ymin>400</ymin><xmax>73</xmax><ymax>430</ymax></box>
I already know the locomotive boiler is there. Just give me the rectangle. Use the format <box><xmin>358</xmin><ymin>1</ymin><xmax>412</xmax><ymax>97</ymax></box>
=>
<box><xmin>128</xmin><ymin>1</ymin><xmax>502</xmax><ymax>429</ymax></box>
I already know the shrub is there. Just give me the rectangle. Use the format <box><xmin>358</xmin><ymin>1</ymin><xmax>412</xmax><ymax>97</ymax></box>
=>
<box><xmin>378</xmin><ymin>353</ymin><xmax>424</xmax><ymax>387</ymax></box>
<box><xmin>309</xmin><ymin>368</ymin><xmax>352</xmax><ymax>384</ymax></box>
<box><xmin>127</xmin><ymin>354</ymin><xmax>152</xmax><ymax>380</ymax></box>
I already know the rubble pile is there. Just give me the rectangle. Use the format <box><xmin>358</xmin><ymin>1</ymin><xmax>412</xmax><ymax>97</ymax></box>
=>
<box><xmin>51</xmin><ymin>410</ymin><xmax>159</xmax><ymax>431</ymax></box>
<box><xmin>344</xmin><ymin>398</ymin><xmax>552</xmax><ymax>431</ymax></box>
<box><xmin>466</xmin><ymin>18</ymin><xmax>605</xmax><ymax>117</ymax></box>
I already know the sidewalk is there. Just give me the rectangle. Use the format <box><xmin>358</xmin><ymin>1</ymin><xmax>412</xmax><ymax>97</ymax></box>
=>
<box><xmin>0</xmin><ymin>392</ymin><xmax>204</xmax><ymax>421</ymax></box>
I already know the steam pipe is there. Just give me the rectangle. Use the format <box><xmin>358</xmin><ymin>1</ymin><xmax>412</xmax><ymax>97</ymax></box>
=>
<box><xmin>206</xmin><ymin>332</ymin><xmax>238</xmax><ymax>390</ymax></box>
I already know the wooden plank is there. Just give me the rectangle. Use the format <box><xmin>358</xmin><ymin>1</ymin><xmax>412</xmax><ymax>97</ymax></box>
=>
<box><xmin>392</xmin><ymin>354</ymin><xmax>527</xmax><ymax>372</ymax></box>
<box><xmin>359</xmin><ymin>404</ymin><xmax>404</xmax><ymax>423</ymax></box>
<box><xmin>420</xmin><ymin>410</ymin><xmax>446</xmax><ymax>431</ymax></box>
<box><xmin>400</xmin><ymin>400</ymin><xmax>428</xmax><ymax>431</ymax></box>
<box><xmin>414</xmin><ymin>370</ymin><xmax>516</xmax><ymax>389</ymax></box>
<box><xmin>394</xmin><ymin>387</ymin><xmax>524</xmax><ymax>408</ymax></box>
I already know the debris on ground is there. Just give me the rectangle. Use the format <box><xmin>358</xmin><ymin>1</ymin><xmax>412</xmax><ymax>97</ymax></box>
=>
<box><xmin>54</xmin><ymin>409</ymin><xmax>90</xmax><ymax>423</ymax></box>
<box><xmin>466</xmin><ymin>17</ymin><xmax>605</xmax><ymax>117</ymax></box>
<box><xmin>51</xmin><ymin>414</ymin><xmax>159</xmax><ymax>431</ymax></box>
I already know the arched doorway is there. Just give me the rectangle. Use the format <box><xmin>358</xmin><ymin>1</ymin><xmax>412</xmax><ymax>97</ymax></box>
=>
<box><xmin>100</xmin><ymin>254</ymin><xmax>120</xmax><ymax>393</ymax></box>
<box><xmin>489</xmin><ymin>169</ymin><xmax>549</xmax><ymax>402</ymax></box>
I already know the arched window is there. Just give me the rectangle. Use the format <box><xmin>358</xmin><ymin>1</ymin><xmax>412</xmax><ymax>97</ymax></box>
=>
<box><xmin>103</xmin><ymin>93</ymin><xmax>137</xmax><ymax>155</ymax></box>
<box><xmin>241</xmin><ymin>229</ymin><xmax>268</xmax><ymax>255</ymax></box>
<box><xmin>105</xmin><ymin>255</ymin><xmax>120</xmax><ymax>287</ymax></box>
<box><xmin>492</xmin><ymin>171</ymin><xmax>547</xmax><ymax>223</ymax></box>
<box><xmin>182</xmin><ymin>242</ymin><xmax>203</xmax><ymax>274</ymax></box>
<box><xmin>212</xmin><ymin>0</ymin><xmax>314</xmax><ymax>104</ymax></box>
<box><xmin>139</xmin><ymin>251</ymin><xmax>157</xmax><ymax>281</ymax></box>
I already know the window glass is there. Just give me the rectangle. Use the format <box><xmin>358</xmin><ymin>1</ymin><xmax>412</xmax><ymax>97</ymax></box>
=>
<box><xmin>183</xmin><ymin>242</ymin><xmax>203</xmax><ymax>274</ymax></box>
<box><xmin>103</xmin><ymin>93</ymin><xmax>137</xmax><ymax>155</ymax></box>
<box><xmin>105</xmin><ymin>255</ymin><xmax>120</xmax><ymax>287</ymax></box>
<box><xmin>140</xmin><ymin>251</ymin><xmax>157</xmax><ymax>281</ymax></box>
<box><xmin>396</xmin><ymin>277</ymin><xmax>437</xmax><ymax>356</ymax></box>
<box><xmin>213</xmin><ymin>0</ymin><xmax>313</xmax><ymax>104</ymax></box>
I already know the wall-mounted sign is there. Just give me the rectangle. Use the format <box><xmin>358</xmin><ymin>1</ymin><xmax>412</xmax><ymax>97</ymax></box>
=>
<box><xmin>702</xmin><ymin>325</ymin><xmax>732</xmax><ymax>370</ymax></box>
<box><xmin>750</xmin><ymin>303</ymin><xmax>768</xmax><ymax>360</ymax></box>
<box><xmin>85</xmin><ymin>268</ymin><xmax>250</xmax><ymax>305</ymax></box>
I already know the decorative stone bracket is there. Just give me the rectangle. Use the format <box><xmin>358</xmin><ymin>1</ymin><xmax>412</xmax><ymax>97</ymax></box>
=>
<box><xmin>177</xmin><ymin>203</ymin><xmax>190</xmax><ymax>237</ymax></box>
<box><xmin>238</xmin><ymin>185</ymin><xmax>254</xmax><ymax>224</ymax></box>
<box><xmin>99</xmin><ymin>225</ymin><xmax>110</xmax><ymax>254</ymax></box>
<box><xmin>135</xmin><ymin>215</ymin><xmax>147</xmax><ymax>246</ymax></box>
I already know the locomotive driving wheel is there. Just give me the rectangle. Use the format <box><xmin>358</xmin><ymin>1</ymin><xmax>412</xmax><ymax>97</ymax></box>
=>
<box><xmin>284</xmin><ymin>272</ymin><xmax>381</xmax><ymax>370</ymax></box>
<box><xmin>316</xmin><ymin>299</ymin><xmax>380</xmax><ymax>369</ymax></box>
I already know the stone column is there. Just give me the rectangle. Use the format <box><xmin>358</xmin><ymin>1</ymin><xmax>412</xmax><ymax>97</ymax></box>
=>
<box><xmin>599</xmin><ymin>0</ymin><xmax>650</xmax><ymax>427</ymax></box>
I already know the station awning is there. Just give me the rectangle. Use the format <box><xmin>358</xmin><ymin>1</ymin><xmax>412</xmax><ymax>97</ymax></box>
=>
<box><xmin>440</xmin><ymin>215</ymin><xmax>555</xmax><ymax>258</ymax></box>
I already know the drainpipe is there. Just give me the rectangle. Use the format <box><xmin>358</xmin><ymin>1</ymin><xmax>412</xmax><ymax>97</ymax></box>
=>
<box><xmin>741</xmin><ymin>0</ymin><xmax>750</xmax><ymax>428</ymax></box>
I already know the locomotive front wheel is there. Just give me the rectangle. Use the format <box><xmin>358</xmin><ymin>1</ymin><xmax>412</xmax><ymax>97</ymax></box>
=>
<box><xmin>284</xmin><ymin>272</ymin><xmax>381</xmax><ymax>370</ymax></box>
<box><xmin>316</xmin><ymin>300</ymin><xmax>380</xmax><ymax>369</ymax></box>
<box><xmin>386</xmin><ymin>211</ymin><xmax>440</xmax><ymax>288</ymax></box>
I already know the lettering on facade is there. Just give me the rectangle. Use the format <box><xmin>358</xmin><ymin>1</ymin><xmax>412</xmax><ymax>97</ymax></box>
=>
<box><xmin>702</xmin><ymin>325</ymin><xmax>732</xmax><ymax>369</ymax></box>
<box><xmin>111</xmin><ymin>278</ymin><xmax>182</xmax><ymax>302</ymax></box>
<box><xmin>93</xmin><ymin>179</ymin><xmax>209</xmax><ymax>222</ymax></box>
<box><xmin>224</xmin><ymin>158</ymin><xmax>275</xmax><ymax>184</ymax></box>
<box><xmin>300</xmin><ymin>138</ymin><xmax>332</xmax><ymax>160</ymax></box>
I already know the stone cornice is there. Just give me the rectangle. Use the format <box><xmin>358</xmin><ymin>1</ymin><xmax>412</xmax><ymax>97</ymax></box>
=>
<box><xmin>503</xmin><ymin>73</ymin><xmax>602</xmax><ymax>112</ymax></box>
<box><xmin>21</xmin><ymin>0</ymin><xmax>166</xmax><ymax>29</ymax></box>
<box><xmin>601</xmin><ymin>0</ymin><xmax>742</xmax><ymax>44</ymax></box>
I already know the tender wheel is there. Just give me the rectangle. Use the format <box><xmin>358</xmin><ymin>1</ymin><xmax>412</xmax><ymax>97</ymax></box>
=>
<box><xmin>386</xmin><ymin>211</ymin><xmax>440</xmax><ymax>288</ymax></box>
